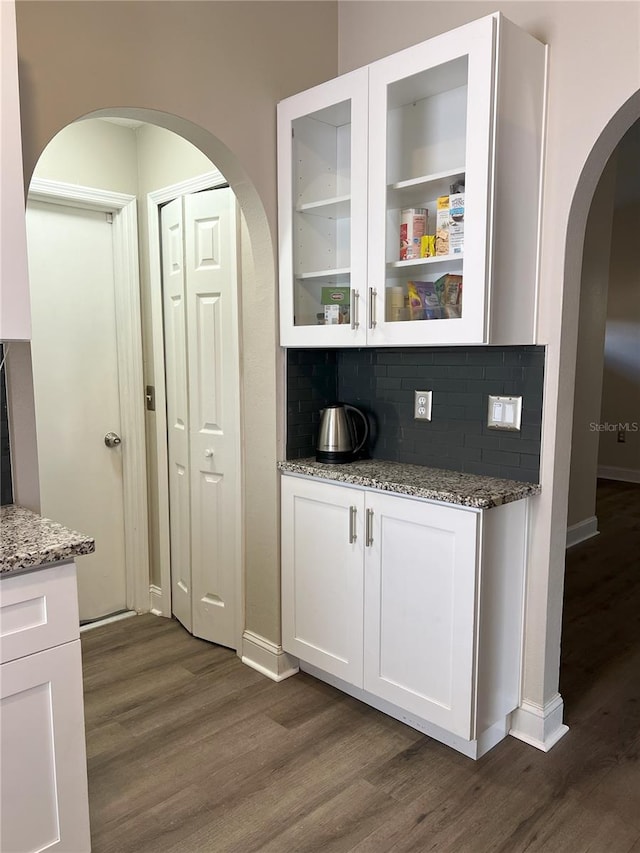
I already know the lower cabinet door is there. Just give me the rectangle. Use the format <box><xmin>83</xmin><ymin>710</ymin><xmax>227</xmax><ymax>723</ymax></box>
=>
<box><xmin>363</xmin><ymin>492</ymin><xmax>479</xmax><ymax>739</ymax></box>
<box><xmin>281</xmin><ymin>476</ymin><xmax>365</xmax><ymax>685</ymax></box>
<box><xmin>0</xmin><ymin>640</ymin><xmax>91</xmax><ymax>853</ymax></box>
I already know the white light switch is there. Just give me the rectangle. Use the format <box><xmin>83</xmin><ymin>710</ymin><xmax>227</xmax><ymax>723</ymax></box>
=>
<box><xmin>487</xmin><ymin>395</ymin><xmax>522</xmax><ymax>431</ymax></box>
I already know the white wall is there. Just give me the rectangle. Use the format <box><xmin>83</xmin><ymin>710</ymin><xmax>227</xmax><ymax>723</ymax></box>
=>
<box><xmin>338</xmin><ymin>0</ymin><xmax>640</xmax><ymax>733</ymax></box>
<box><xmin>32</xmin><ymin>119</ymin><xmax>139</xmax><ymax>193</ymax></box>
<box><xmin>599</xmin><ymin>201</ymin><xmax>640</xmax><ymax>478</ymax></box>
<box><xmin>567</xmin><ymin>157</ymin><xmax>617</xmax><ymax>529</ymax></box>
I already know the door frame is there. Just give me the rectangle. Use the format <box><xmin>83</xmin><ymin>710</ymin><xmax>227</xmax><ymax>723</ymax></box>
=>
<box><xmin>27</xmin><ymin>178</ymin><xmax>150</xmax><ymax>613</ymax></box>
<box><xmin>146</xmin><ymin>169</ymin><xmax>244</xmax><ymax>650</ymax></box>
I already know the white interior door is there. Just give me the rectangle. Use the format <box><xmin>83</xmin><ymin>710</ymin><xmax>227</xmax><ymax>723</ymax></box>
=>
<box><xmin>161</xmin><ymin>198</ymin><xmax>192</xmax><ymax>632</ymax></box>
<box><xmin>162</xmin><ymin>187</ymin><xmax>241</xmax><ymax>649</ymax></box>
<box><xmin>26</xmin><ymin>200</ymin><xmax>127</xmax><ymax>621</ymax></box>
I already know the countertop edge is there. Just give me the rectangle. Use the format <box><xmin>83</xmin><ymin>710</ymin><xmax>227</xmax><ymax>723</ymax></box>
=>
<box><xmin>278</xmin><ymin>460</ymin><xmax>540</xmax><ymax>509</ymax></box>
<box><xmin>0</xmin><ymin>505</ymin><xmax>96</xmax><ymax>576</ymax></box>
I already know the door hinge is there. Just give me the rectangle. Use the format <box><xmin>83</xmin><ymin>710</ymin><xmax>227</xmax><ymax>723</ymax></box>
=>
<box><xmin>106</xmin><ymin>212</ymin><xmax>113</xmax><ymax>224</ymax></box>
<box><xmin>145</xmin><ymin>385</ymin><xmax>155</xmax><ymax>411</ymax></box>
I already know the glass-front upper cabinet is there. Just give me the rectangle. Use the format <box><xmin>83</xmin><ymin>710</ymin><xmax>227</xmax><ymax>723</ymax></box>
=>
<box><xmin>367</xmin><ymin>16</ymin><xmax>495</xmax><ymax>346</ymax></box>
<box><xmin>278</xmin><ymin>68</ymin><xmax>368</xmax><ymax>347</ymax></box>
<box><xmin>278</xmin><ymin>14</ymin><xmax>546</xmax><ymax>348</ymax></box>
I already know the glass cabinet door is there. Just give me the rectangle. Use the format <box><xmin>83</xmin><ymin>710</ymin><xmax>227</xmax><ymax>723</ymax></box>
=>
<box><xmin>278</xmin><ymin>68</ymin><xmax>368</xmax><ymax>347</ymax></box>
<box><xmin>367</xmin><ymin>16</ymin><xmax>495</xmax><ymax>345</ymax></box>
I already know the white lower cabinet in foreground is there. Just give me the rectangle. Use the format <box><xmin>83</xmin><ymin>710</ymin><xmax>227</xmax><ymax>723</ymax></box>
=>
<box><xmin>0</xmin><ymin>561</ymin><xmax>91</xmax><ymax>853</ymax></box>
<box><xmin>281</xmin><ymin>474</ymin><xmax>527</xmax><ymax>759</ymax></box>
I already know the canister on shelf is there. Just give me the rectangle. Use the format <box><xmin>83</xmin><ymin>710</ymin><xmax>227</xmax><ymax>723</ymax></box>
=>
<box><xmin>386</xmin><ymin>285</ymin><xmax>406</xmax><ymax>322</ymax></box>
<box><xmin>400</xmin><ymin>208</ymin><xmax>427</xmax><ymax>261</ymax></box>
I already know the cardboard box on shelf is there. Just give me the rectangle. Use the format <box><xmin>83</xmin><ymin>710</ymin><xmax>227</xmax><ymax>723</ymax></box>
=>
<box><xmin>449</xmin><ymin>192</ymin><xmax>465</xmax><ymax>255</ymax></box>
<box><xmin>435</xmin><ymin>196</ymin><xmax>450</xmax><ymax>256</ymax></box>
<box><xmin>321</xmin><ymin>286</ymin><xmax>350</xmax><ymax>325</ymax></box>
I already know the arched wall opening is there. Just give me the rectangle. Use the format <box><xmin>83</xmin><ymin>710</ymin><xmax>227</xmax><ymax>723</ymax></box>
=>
<box><xmin>17</xmin><ymin>107</ymin><xmax>285</xmax><ymax>660</ymax></box>
<box><xmin>557</xmin><ymin>87</ymin><xmax>640</xmax><ymax>704</ymax></box>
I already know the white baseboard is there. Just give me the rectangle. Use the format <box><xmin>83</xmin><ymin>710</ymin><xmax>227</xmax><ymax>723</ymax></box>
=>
<box><xmin>149</xmin><ymin>584</ymin><xmax>165</xmax><ymax>617</ymax></box>
<box><xmin>241</xmin><ymin>630</ymin><xmax>299</xmax><ymax>682</ymax></box>
<box><xmin>509</xmin><ymin>693</ymin><xmax>569</xmax><ymax>752</ymax></box>
<box><xmin>566</xmin><ymin>516</ymin><xmax>599</xmax><ymax>549</ymax></box>
<box><xmin>598</xmin><ymin>465</ymin><xmax>640</xmax><ymax>484</ymax></box>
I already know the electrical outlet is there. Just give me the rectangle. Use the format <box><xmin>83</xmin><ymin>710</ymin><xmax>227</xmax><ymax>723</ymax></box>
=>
<box><xmin>617</xmin><ymin>430</ymin><xmax>626</xmax><ymax>444</ymax></box>
<box><xmin>414</xmin><ymin>390</ymin><xmax>432</xmax><ymax>421</ymax></box>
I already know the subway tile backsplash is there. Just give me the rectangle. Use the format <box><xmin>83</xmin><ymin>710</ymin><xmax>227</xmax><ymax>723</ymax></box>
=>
<box><xmin>287</xmin><ymin>346</ymin><xmax>544</xmax><ymax>483</ymax></box>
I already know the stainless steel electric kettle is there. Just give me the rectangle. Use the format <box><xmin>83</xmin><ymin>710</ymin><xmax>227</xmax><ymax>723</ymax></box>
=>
<box><xmin>316</xmin><ymin>403</ymin><xmax>369</xmax><ymax>464</ymax></box>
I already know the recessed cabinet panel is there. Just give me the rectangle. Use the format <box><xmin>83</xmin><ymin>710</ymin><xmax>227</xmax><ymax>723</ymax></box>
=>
<box><xmin>281</xmin><ymin>476</ymin><xmax>365</xmax><ymax>684</ymax></box>
<box><xmin>364</xmin><ymin>492</ymin><xmax>479</xmax><ymax>739</ymax></box>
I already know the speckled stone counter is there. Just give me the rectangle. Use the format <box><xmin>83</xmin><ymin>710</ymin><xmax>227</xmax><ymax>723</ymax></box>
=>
<box><xmin>278</xmin><ymin>458</ymin><xmax>540</xmax><ymax>509</ymax></box>
<box><xmin>0</xmin><ymin>505</ymin><xmax>95</xmax><ymax>575</ymax></box>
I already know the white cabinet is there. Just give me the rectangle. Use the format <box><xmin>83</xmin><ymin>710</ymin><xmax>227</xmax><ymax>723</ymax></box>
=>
<box><xmin>277</xmin><ymin>68</ymin><xmax>369</xmax><ymax>347</ymax></box>
<box><xmin>281</xmin><ymin>478</ymin><xmax>365</xmax><ymax>683</ymax></box>
<box><xmin>278</xmin><ymin>13</ymin><xmax>546</xmax><ymax>348</ymax></box>
<box><xmin>0</xmin><ymin>0</ymin><xmax>31</xmax><ymax>341</ymax></box>
<box><xmin>0</xmin><ymin>562</ymin><xmax>91</xmax><ymax>853</ymax></box>
<box><xmin>281</xmin><ymin>474</ymin><xmax>527</xmax><ymax>758</ymax></box>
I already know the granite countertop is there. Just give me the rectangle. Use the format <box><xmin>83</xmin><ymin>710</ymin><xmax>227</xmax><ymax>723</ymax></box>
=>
<box><xmin>278</xmin><ymin>458</ymin><xmax>540</xmax><ymax>509</ymax></box>
<box><xmin>0</xmin><ymin>505</ymin><xmax>95</xmax><ymax>575</ymax></box>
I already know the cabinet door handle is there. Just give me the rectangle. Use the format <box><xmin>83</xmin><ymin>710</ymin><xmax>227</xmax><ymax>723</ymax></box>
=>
<box><xmin>349</xmin><ymin>505</ymin><xmax>357</xmax><ymax>543</ymax></box>
<box><xmin>368</xmin><ymin>287</ymin><xmax>377</xmax><ymax>329</ymax></box>
<box><xmin>351</xmin><ymin>289</ymin><xmax>359</xmax><ymax>330</ymax></box>
<box><xmin>365</xmin><ymin>508</ymin><xmax>374</xmax><ymax>547</ymax></box>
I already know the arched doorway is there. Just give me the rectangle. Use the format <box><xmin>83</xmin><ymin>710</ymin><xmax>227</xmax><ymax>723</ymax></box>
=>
<box><xmin>23</xmin><ymin>110</ymin><xmax>278</xmax><ymax>657</ymax></box>
<box><xmin>561</xmin><ymin>90</ymin><xmax>640</xmax><ymax>723</ymax></box>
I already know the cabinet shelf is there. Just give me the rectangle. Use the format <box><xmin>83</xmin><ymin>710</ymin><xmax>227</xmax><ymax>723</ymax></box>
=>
<box><xmin>297</xmin><ymin>195</ymin><xmax>351</xmax><ymax>219</ymax></box>
<box><xmin>388</xmin><ymin>167</ymin><xmax>466</xmax><ymax>208</ymax></box>
<box><xmin>386</xmin><ymin>255</ymin><xmax>463</xmax><ymax>279</ymax></box>
<box><xmin>296</xmin><ymin>267</ymin><xmax>351</xmax><ymax>284</ymax></box>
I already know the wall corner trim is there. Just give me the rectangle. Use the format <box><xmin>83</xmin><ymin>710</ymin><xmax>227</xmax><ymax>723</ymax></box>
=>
<box><xmin>509</xmin><ymin>693</ymin><xmax>569</xmax><ymax>752</ymax></box>
<box><xmin>241</xmin><ymin>630</ymin><xmax>299</xmax><ymax>682</ymax></box>
<box><xmin>566</xmin><ymin>515</ymin><xmax>599</xmax><ymax>549</ymax></box>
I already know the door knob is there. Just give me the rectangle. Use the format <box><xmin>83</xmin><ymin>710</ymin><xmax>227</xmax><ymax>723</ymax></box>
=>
<box><xmin>104</xmin><ymin>432</ymin><xmax>122</xmax><ymax>448</ymax></box>
<box><xmin>204</xmin><ymin>449</ymin><xmax>214</xmax><ymax>458</ymax></box>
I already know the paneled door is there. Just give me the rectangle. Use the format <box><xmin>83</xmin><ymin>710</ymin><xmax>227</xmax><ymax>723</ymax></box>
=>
<box><xmin>363</xmin><ymin>491</ymin><xmax>479</xmax><ymax>739</ymax></box>
<box><xmin>161</xmin><ymin>187</ymin><xmax>241</xmax><ymax>649</ymax></box>
<box><xmin>27</xmin><ymin>200</ymin><xmax>128</xmax><ymax>622</ymax></box>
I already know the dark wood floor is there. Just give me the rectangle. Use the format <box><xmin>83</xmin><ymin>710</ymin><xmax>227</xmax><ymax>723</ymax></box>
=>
<box><xmin>81</xmin><ymin>479</ymin><xmax>640</xmax><ymax>853</ymax></box>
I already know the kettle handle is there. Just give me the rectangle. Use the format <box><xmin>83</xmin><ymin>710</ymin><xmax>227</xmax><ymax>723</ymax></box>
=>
<box><xmin>344</xmin><ymin>405</ymin><xmax>369</xmax><ymax>455</ymax></box>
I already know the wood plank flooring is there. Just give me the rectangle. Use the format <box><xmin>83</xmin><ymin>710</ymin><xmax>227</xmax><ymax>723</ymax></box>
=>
<box><xmin>81</xmin><ymin>479</ymin><xmax>640</xmax><ymax>852</ymax></box>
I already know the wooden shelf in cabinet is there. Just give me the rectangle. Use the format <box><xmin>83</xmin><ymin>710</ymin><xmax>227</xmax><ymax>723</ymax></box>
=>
<box><xmin>297</xmin><ymin>195</ymin><xmax>351</xmax><ymax>219</ymax></box>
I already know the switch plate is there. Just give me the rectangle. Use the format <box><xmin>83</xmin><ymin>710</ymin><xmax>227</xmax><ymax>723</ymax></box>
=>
<box><xmin>414</xmin><ymin>390</ymin><xmax>432</xmax><ymax>421</ymax></box>
<box><xmin>487</xmin><ymin>395</ymin><xmax>522</xmax><ymax>431</ymax></box>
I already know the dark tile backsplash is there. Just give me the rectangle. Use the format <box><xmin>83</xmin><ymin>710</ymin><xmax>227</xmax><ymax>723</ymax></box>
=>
<box><xmin>1</xmin><ymin>345</ymin><xmax>13</xmax><ymax>506</ymax></box>
<box><xmin>287</xmin><ymin>346</ymin><xmax>544</xmax><ymax>483</ymax></box>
